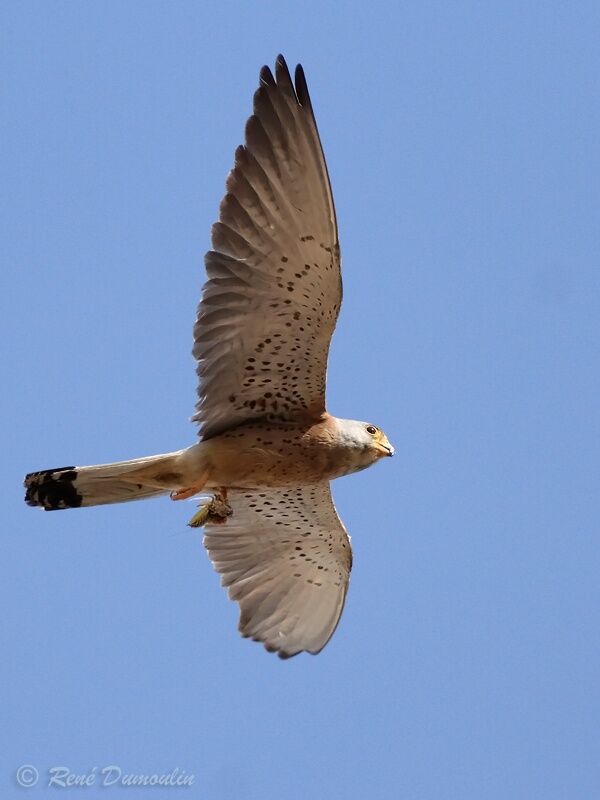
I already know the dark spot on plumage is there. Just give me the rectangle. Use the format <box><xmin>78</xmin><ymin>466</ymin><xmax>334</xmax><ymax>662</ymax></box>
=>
<box><xmin>154</xmin><ymin>472</ymin><xmax>182</xmax><ymax>484</ymax></box>
<box><xmin>58</xmin><ymin>470</ymin><xmax>77</xmax><ymax>481</ymax></box>
<box><xmin>24</xmin><ymin>467</ymin><xmax>82</xmax><ymax>510</ymax></box>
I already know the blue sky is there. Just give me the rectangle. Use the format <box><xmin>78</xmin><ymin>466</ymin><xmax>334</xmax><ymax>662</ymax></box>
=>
<box><xmin>2</xmin><ymin>1</ymin><xmax>600</xmax><ymax>798</ymax></box>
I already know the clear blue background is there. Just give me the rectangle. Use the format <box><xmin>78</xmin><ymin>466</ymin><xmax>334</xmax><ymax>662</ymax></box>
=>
<box><xmin>2</xmin><ymin>2</ymin><xmax>599</xmax><ymax>798</ymax></box>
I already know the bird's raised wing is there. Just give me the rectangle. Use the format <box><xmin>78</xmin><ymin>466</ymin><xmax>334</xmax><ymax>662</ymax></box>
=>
<box><xmin>203</xmin><ymin>483</ymin><xmax>352</xmax><ymax>658</ymax></box>
<box><xmin>193</xmin><ymin>55</ymin><xmax>341</xmax><ymax>440</ymax></box>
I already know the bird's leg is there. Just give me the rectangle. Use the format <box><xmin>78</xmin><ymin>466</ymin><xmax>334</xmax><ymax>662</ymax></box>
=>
<box><xmin>170</xmin><ymin>470</ymin><xmax>209</xmax><ymax>502</ymax></box>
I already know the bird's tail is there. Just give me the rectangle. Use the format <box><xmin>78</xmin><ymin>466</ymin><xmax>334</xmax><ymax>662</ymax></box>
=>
<box><xmin>24</xmin><ymin>451</ymin><xmax>185</xmax><ymax>511</ymax></box>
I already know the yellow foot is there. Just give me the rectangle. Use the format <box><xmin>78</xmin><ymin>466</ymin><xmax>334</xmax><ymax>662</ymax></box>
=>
<box><xmin>170</xmin><ymin>470</ymin><xmax>209</xmax><ymax>502</ymax></box>
<box><xmin>188</xmin><ymin>492</ymin><xmax>232</xmax><ymax>528</ymax></box>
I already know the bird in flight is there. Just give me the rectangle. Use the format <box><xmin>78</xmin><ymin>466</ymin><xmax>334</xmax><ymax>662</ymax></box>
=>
<box><xmin>24</xmin><ymin>55</ymin><xmax>393</xmax><ymax>658</ymax></box>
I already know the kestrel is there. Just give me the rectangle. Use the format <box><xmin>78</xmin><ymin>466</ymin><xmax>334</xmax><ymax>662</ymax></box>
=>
<box><xmin>24</xmin><ymin>55</ymin><xmax>393</xmax><ymax>658</ymax></box>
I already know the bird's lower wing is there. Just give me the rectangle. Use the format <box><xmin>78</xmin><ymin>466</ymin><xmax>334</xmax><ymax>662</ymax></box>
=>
<box><xmin>203</xmin><ymin>483</ymin><xmax>352</xmax><ymax>658</ymax></box>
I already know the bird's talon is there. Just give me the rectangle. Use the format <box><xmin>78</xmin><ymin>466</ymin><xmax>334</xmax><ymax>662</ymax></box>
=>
<box><xmin>170</xmin><ymin>486</ymin><xmax>199</xmax><ymax>501</ymax></box>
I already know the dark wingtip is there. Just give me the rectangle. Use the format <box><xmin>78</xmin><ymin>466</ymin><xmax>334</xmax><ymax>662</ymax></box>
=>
<box><xmin>277</xmin><ymin>647</ymin><xmax>301</xmax><ymax>660</ymax></box>
<box><xmin>257</xmin><ymin>640</ymin><xmax>300</xmax><ymax>659</ymax></box>
<box><xmin>294</xmin><ymin>63</ymin><xmax>311</xmax><ymax>109</ymax></box>
<box><xmin>272</xmin><ymin>55</ymin><xmax>294</xmax><ymax>98</ymax></box>
<box><xmin>259</xmin><ymin>64</ymin><xmax>275</xmax><ymax>87</ymax></box>
<box><xmin>275</xmin><ymin>53</ymin><xmax>289</xmax><ymax>73</ymax></box>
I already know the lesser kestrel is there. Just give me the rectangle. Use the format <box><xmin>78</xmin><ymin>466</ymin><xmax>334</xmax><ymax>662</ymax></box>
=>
<box><xmin>24</xmin><ymin>56</ymin><xmax>393</xmax><ymax>658</ymax></box>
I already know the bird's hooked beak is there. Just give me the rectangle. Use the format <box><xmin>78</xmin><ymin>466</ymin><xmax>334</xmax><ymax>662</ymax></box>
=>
<box><xmin>376</xmin><ymin>432</ymin><xmax>394</xmax><ymax>457</ymax></box>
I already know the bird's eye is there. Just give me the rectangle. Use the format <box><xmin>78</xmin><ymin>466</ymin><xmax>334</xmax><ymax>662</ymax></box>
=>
<box><xmin>366</xmin><ymin>425</ymin><xmax>377</xmax><ymax>435</ymax></box>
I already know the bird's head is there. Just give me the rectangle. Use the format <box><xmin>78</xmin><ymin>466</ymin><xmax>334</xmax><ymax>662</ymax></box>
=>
<box><xmin>361</xmin><ymin>422</ymin><xmax>394</xmax><ymax>459</ymax></box>
<box><xmin>337</xmin><ymin>418</ymin><xmax>395</xmax><ymax>465</ymax></box>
